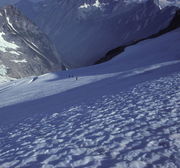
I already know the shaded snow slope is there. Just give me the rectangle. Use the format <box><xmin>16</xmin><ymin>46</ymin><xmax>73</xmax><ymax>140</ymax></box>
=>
<box><xmin>0</xmin><ymin>5</ymin><xmax>63</xmax><ymax>83</ymax></box>
<box><xmin>16</xmin><ymin>0</ymin><xmax>178</xmax><ymax>68</ymax></box>
<box><xmin>96</xmin><ymin>8</ymin><xmax>180</xmax><ymax>64</ymax></box>
<box><xmin>0</xmin><ymin>29</ymin><xmax>179</xmax><ymax>168</ymax></box>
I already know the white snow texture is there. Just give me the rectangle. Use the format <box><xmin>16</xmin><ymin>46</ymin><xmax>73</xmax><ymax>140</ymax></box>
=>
<box><xmin>0</xmin><ymin>28</ymin><xmax>180</xmax><ymax>167</ymax></box>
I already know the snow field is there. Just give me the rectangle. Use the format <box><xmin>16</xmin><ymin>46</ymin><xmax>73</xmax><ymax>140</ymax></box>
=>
<box><xmin>0</xmin><ymin>73</ymin><xmax>179</xmax><ymax>168</ymax></box>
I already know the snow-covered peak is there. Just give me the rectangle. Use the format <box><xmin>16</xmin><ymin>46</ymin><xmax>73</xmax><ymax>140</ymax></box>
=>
<box><xmin>154</xmin><ymin>0</ymin><xmax>180</xmax><ymax>9</ymax></box>
<box><xmin>160</xmin><ymin>0</ymin><xmax>180</xmax><ymax>8</ymax></box>
<box><xmin>79</xmin><ymin>0</ymin><xmax>108</xmax><ymax>11</ymax></box>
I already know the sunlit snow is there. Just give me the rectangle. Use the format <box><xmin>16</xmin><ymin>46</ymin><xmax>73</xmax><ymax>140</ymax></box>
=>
<box><xmin>9</xmin><ymin>51</ymin><xmax>21</xmax><ymax>55</ymax></box>
<box><xmin>79</xmin><ymin>3</ymin><xmax>91</xmax><ymax>9</ymax></box>
<box><xmin>11</xmin><ymin>59</ymin><xmax>27</xmax><ymax>63</ymax></box>
<box><xmin>93</xmin><ymin>0</ymin><xmax>101</xmax><ymax>8</ymax></box>
<box><xmin>79</xmin><ymin>0</ymin><xmax>107</xmax><ymax>9</ymax></box>
<box><xmin>0</xmin><ymin>64</ymin><xmax>8</xmax><ymax>76</ymax></box>
<box><xmin>0</xmin><ymin>32</ymin><xmax>19</xmax><ymax>53</ymax></box>
<box><xmin>158</xmin><ymin>0</ymin><xmax>180</xmax><ymax>8</ymax></box>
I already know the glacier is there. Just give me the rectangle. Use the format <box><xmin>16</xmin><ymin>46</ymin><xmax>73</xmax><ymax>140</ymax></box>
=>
<box><xmin>0</xmin><ymin>28</ymin><xmax>179</xmax><ymax>168</ymax></box>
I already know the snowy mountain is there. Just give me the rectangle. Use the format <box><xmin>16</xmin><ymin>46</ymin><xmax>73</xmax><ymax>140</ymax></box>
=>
<box><xmin>16</xmin><ymin>0</ymin><xmax>179</xmax><ymax>68</ymax></box>
<box><xmin>0</xmin><ymin>0</ymin><xmax>179</xmax><ymax>167</ymax></box>
<box><xmin>0</xmin><ymin>27</ymin><xmax>180</xmax><ymax>168</ymax></box>
<box><xmin>0</xmin><ymin>5</ymin><xmax>64</xmax><ymax>83</ymax></box>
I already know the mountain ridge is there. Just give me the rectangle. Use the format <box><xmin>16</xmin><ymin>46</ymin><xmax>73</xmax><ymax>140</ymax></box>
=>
<box><xmin>0</xmin><ymin>5</ymin><xmax>64</xmax><ymax>83</ymax></box>
<box><xmin>16</xmin><ymin>0</ymin><xmax>179</xmax><ymax>68</ymax></box>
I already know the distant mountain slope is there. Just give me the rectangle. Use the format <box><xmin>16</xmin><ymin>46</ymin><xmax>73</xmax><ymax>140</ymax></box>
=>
<box><xmin>16</xmin><ymin>0</ymin><xmax>178</xmax><ymax>68</ymax></box>
<box><xmin>0</xmin><ymin>5</ymin><xmax>64</xmax><ymax>83</ymax></box>
<box><xmin>96</xmin><ymin>9</ymin><xmax>180</xmax><ymax>64</ymax></box>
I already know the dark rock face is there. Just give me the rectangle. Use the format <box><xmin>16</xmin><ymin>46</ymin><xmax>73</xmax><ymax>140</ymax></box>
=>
<box><xmin>16</xmin><ymin>0</ymin><xmax>178</xmax><ymax>68</ymax></box>
<box><xmin>0</xmin><ymin>5</ymin><xmax>64</xmax><ymax>82</ymax></box>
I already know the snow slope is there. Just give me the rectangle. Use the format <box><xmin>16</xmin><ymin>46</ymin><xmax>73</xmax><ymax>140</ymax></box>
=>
<box><xmin>0</xmin><ymin>29</ymin><xmax>180</xmax><ymax>168</ymax></box>
<box><xmin>0</xmin><ymin>73</ymin><xmax>180</xmax><ymax>168</ymax></box>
